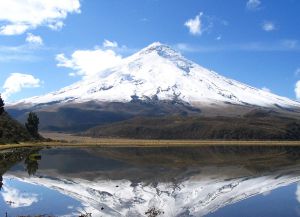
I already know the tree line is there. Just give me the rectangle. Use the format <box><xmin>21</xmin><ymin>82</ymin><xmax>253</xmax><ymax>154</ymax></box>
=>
<box><xmin>0</xmin><ymin>94</ymin><xmax>40</xmax><ymax>139</ymax></box>
<box><xmin>0</xmin><ymin>95</ymin><xmax>4</xmax><ymax>115</ymax></box>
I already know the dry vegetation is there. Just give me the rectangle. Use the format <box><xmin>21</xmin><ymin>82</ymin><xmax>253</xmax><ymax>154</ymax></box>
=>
<box><xmin>0</xmin><ymin>132</ymin><xmax>297</xmax><ymax>150</ymax></box>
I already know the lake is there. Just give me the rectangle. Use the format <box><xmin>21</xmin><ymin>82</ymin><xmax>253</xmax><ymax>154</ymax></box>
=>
<box><xmin>1</xmin><ymin>146</ymin><xmax>300</xmax><ymax>217</ymax></box>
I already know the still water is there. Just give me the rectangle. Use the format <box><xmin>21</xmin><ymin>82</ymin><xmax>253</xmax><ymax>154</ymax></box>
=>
<box><xmin>1</xmin><ymin>146</ymin><xmax>300</xmax><ymax>217</ymax></box>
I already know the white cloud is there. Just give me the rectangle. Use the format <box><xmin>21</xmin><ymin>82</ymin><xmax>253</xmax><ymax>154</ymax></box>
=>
<box><xmin>296</xmin><ymin>183</ymin><xmax>300</xmax><ymax>203</ymax></box>
<box><xmin>1</xmin><ymin>185</ymin><xmax>38</xmax><ymax>208</ymax></box>
<box><xmin>0</xmin><ymin>0</ymin><xmax>81</xmax><ymax>35</ymax></box>
<box><xmin>0</xmin><ymin>24</ymin><xmax>29</xmax><ymax>35</ymax></box>
<box><xmin>2</xmin><ymin>73</ymin><xmax>41</xmax><ymax>99</ymax></box>
<box><xmin>262</xmin><ymin>87</ymin><xmax>271</xmax><ymax>93</ymax></box>
<box><xmin>56</xmin><ymin>48</ymin><xmax>123</xmax><ymax>79</ymax></box>
<box><xmin>68</xmin><ymin>72</ymin><xmax>77</xmax><ymax>77</ymax></box>
<box><xmin>246</xmin><ymin>0</ymin><xmax>261</xmax><ymax>10</ymax></box>
<box><xmin>262</xmin><ymin>21</ymin><xmax>276</xmax><ymax>32</ymax></box>
<box><xmin>103</xmin><ymin>40</ymin><xmax>118</xmax><ymax>48</ymax></box>
<box><xmin>184</xmin><ymin>13</ymin><xmax>203</xmax><ymax>35</ymax></box>
<box><xmin>216</xmin><ymin>35</ymin><xmax>222</xmax><ymax>41</ymax></box>
<box><xmin>48</xmin><ymin>21</ymin><xmax>64</xmax><ymax>31</ymax></box>
<box><xmin>295</xmin><ymin>81</ymin><xmax>300</xmax><ymax>99</ymax></box>
<box><xmin>26</xmin><ymin>33</ymin><xmax>43</xmax><ymax>45</ymax></box>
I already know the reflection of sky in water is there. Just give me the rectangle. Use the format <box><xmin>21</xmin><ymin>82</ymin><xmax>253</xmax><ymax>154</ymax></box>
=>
<box><xmin>206</xmin><ymin>183</ymin><xmax>300</xmax><ymax>217</ymax></box>
<box><xmin>2</xmin><ymin>147</ymin><xmax>300</xmax><ymax>216</ymax></box>
<box><xmin>0</xmin><ymin>177</ymin><xmax>84</xmax><ymax>217</ymax></box>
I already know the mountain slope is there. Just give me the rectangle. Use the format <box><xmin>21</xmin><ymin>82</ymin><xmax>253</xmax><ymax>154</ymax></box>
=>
<box><xmin>13</xmin><ymin>42</ymin><xmax>300</xmax><ymax>109</ymax></box>
<box><xmin>8</xmin><ymin>42</ymin><xmax>300</xmax><ymax>134</ymax></box>
<box><xmin>0</xmin><ymin>112</ymin><xmax>31</xmax><ymax>143</ymax></box>
<box><xmin>82</xmin><ymin>110</ymin><xmax>300</xmax><ymax>140</ymax></box>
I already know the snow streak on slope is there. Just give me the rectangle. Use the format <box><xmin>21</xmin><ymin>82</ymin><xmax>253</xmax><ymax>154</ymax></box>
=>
<box><xmin>16</xmin><ymin>42</ymin><xmax>300</xmax><ymax>108</ymax></box>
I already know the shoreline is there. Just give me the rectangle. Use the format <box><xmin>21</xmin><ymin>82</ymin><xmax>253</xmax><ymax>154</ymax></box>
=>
<box><xmin>0</xmin><ymin>132</ymin><xmax>299</xmax><ymax>150</ymax></box>
<box><xmin>2</xmin><ymin>139</ymin><xmax>300</xmax><ymax>150</ymax></box>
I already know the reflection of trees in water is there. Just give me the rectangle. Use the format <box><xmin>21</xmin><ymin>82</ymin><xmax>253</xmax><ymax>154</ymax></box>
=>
<box><xmin>0</xmin><ymin>148</ymin><xmax>41</xmax><ymax>179</ymax></box>
<box><xmin>0</xmin><ymin>175</ymin><xmax>2</xmax><ymax>190</ymax></box>
<box><xmin>24</xmin><ymin>154</ymin><xmax>41</xmax><ymax>176</ymax></box>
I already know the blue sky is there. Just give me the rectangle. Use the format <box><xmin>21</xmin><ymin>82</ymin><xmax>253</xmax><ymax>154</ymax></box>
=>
<box><xmin>0</xmin><ymin>0</ymin><xmax>299</xmax><ymax>102</ymax></box>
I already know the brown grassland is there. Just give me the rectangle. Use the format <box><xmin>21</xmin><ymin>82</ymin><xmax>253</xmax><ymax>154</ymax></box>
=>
<box><xmin>1</xmin><ymin>132</ymin><xmax>300</xmax><ymax>151</ymax></box>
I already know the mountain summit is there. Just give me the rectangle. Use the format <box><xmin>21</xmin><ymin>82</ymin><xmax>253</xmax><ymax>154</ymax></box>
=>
<box><xmin>15</xmin><ymin>42</ymin><xmax>300</xmax><ymax>109</ymax></box>
<box><xmin>8</xmin><ymin>42</ymin><xmax>300</xmax><ymax>134</ymax></box>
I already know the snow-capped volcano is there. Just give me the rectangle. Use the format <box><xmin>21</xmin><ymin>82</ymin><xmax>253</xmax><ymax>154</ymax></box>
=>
<box><xmin>15</xmin><ymin>42</ymin><xmax>300</xmax><ymax>109</ymax></box>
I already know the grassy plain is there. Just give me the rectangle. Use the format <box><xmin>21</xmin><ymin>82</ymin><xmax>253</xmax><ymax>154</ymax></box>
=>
<box><xmin>1</xmin><ymin>132</ymin><xmax>300</xmax><ymax>151</ymax></box>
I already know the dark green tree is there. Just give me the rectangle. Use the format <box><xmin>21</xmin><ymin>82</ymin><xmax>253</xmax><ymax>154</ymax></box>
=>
<box><xmin>25</xmin><ymin>112</ymin><xmax>40</xmax><ymax>138</ymax></box>
<box><xmin>25</xmin><ymin>156</ymin><xmax>39</xmax><ymax>176</ymax></box>
<box><xmin>0</xmin><ymin>95</ymin><xmax>4</xmax><ymax>115</ymax></box>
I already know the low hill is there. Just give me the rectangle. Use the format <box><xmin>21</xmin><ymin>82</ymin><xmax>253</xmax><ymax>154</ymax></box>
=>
<box><xmin>82</xmin><ymin>110</ymin><xmax>300</xmax><ymax>140</ymax></box>
<box><xmin>0</xmin><ymin>112</ymin><xmax>31</xmax><ymax>144</ymax></box>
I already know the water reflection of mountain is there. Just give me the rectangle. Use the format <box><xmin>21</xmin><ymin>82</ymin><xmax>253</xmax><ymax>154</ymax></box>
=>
<box><xmin>3</xmin><ymin>146</ymin><xmax>300</xmax><ymax>217</ymax></box>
